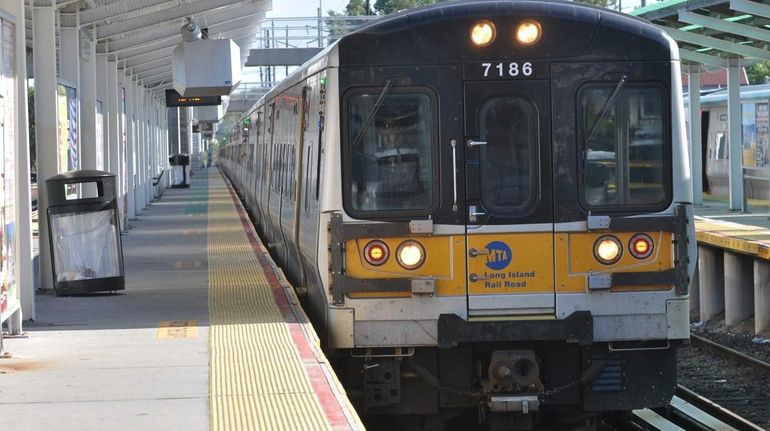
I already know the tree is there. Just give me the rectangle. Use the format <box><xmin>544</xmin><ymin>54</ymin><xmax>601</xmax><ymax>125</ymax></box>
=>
<box><xmin>373</xmin><ymin>0</ymin><xmax>447</xmax><ymax>15</ymax></box>
<box><xmin>746</xmin><ymin>61</ymin><xmax>770</xmax><ymax>85</ymax></box>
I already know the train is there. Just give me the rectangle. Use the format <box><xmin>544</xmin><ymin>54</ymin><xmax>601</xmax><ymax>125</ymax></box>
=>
<box><xmin>698</xmin><ymin>84</ymin><xmax>770</xmax><ymax>200</ymax></box>
<box><xmin>218</xmin><ymin>1</ymin><xmax>695</xmax><ymax>430</ymax></box>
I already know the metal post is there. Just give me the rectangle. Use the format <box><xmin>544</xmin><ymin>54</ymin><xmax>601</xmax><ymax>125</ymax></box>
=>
<box><xmin>32</xmin><ymin>3</ymin><xmax>58</xmax><ymax>292</ymax></box>
<box><xmin>107</xmin><ymin>61</ymin><xmax>120</xmax><ymax>187</ymax></box>
<box><xmin>95</xmin><ymin>54</ymin><xmax>109</xmax><ymax>170</ymax></box>
<box><xmin>688</xmin><ymin>68</ymin><xmax>703</xmax><ymax>205</ymax></box>
<box><xmin>125</xmin><ymin>78</ymin><xmax>136</xmax><ymax>221</ymax></box>
<box><xmin>136</xmin><ymin>85</ymin><xmax>146</xmax><ymax>210</ymax></box>
<box><xmin>80</xmin><ymin>30</ymin><xmax>97</xmax><ymax>171</ymax></box>
<box><xmin>727</xmin><ymin>63</ymin><xmax>744</xmax><ymax>211</ymax></box>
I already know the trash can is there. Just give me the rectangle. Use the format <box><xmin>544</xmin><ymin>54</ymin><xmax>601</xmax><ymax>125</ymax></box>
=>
<box><xmin>45</xmin><ymin>170</ymin><xmax>125</xmax><ymax>295</ymax></box>
<box><xmin>169</xmin><ymin>153</ymin><xmax>190</xmax><ymax>188</ymax></box>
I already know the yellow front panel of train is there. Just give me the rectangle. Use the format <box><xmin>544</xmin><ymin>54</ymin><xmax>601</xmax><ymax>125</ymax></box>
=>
<box><xmin>555</xmin><ymin>231</ymin><xmax>674</xmax><ymax>293</ymax></box>
<box><xmin>345</xmin><ymin>235</ymin><xmax>466</xmax><ymax>297</ymax></box>
<box><xmin>466</xmin><ymin>233</ymin><xmax>553</xmax><ymax>295</ymax></box>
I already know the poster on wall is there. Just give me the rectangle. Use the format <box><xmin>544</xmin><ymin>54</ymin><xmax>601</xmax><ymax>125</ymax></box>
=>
<box><xmin>0</xmin><ymin>18</ymin><xmax>16</xmax><ymax>318</ymax></box>
<box><xmin>56</xmin><ymin>84</ymin><xmax>78</xmax><ymax>197</ymax></box>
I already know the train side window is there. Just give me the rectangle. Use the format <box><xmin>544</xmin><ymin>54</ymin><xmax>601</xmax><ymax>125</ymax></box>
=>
<box><xmin>344</xmin><ymin>88</ymin><xmax>438</xmax><ymax>216</ymax></box>
<box><xmin>715</xmin><ymin>133</ymin><xmax>727</xmax><ymax>160</ymax></box>
<box><xmin>579</xmin><ymin>84</ymin><xmax>669</xmax><ymax>210</ymax></box>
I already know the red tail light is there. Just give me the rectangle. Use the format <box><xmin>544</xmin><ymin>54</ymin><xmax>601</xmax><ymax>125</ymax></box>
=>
<box><xmin>364</xmin><ymin>240</ymin><xmax>389</xmax><ymax>266</ymax></box>
<box><xmin>629</xmin><ymin>234</ymin><xmax>654</xmax><ymax>259</ymax></box>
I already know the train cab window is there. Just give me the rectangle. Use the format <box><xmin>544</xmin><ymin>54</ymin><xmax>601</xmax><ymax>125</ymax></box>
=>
<box><xmin>478</xmin><ymin>96</ymin><xmax>538</xmax><ymax>214</ymax></box>
<box><xmin>579</xmin><ymin>85</ymin><xmax>669</xmax><ymax>209</ymax></box>
<box><xmin>345</xmin><ymin>89</ymin><xmax>437</xmax><ymax>215</ymax></box>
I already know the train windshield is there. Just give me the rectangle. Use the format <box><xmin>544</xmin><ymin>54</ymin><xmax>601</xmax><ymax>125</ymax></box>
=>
<box><xmin>346</xmin><ymin>90</ymin><xmax>435</xmax><ymax>214</ymax></box>
<box><xmin>580</xmin><ymin>85</ymin><xmax>668</xmax><ymax>209</ymax></box>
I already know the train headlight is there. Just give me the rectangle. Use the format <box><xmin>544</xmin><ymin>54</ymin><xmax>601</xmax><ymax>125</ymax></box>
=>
<box><xmin>470</xmin><ymin>20</ymin><xmax>496</xmax><ymax>46</ymax></box>
<box><xmin>593</xmin><ymin>235</ymin><xmax>622</xmax><ymax>265</ymax></box>
<box><xmin>397</xmin><ymin>241</ymin><xmax>426</xmax><ymax>270</ymax></box>
<box><xmin>515</xmin><ymin>19</ymin><xmax>541</xmax><ymax>45</ymax></box>
<box><xmin>364</xmin><ymin>240</ymin><xmax>389</xmax><ymax>266</ymax></box>
<box><xmin>629</xmin><ymin>233</ymin><xmax>654</xmax><ymax>259</ymax></box>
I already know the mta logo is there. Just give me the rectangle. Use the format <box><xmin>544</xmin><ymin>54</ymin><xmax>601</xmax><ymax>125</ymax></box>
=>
<box><xmin>484</xmin><ymin>241</ymin><xmax>512</xmax><ymax>270</ymax></box>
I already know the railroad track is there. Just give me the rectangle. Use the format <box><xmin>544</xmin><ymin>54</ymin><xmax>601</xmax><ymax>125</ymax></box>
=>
<box><xmin>624</xmin><ymin>385</ymin><xmax>765</xmax><ymax>431</ymax></box>
<box><xmin>689</xmin><ymin>334</ymin><xmax>770</xmax><ymax>375</ymax></box>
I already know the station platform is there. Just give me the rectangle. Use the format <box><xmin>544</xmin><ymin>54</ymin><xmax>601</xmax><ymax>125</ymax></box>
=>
<box><xmin>0</xmin><ymin>168</ymin><xmax>362</xmax><ymax>431</ymax></box>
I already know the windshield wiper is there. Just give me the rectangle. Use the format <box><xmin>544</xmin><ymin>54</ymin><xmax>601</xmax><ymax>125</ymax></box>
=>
<box><xmin>585</xmin><ymin>74</ymin><xmax>628</xmax><ymax>145</ymax></box>
<box><xmin>350</xmin><ymin>79</ymin><xmax>394</xmax><ymax>149</ymax></box>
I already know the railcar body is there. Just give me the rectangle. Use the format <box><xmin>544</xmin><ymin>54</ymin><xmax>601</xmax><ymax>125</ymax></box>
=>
<box><xmin>698</xmin><ymin>84</ymin><xmax>770</xmax><ymax>200</ymax></box>
<box><xmin>219</xmin><ymin>1</ymin><xmax>694</xmax><ymax>429</ymax></box>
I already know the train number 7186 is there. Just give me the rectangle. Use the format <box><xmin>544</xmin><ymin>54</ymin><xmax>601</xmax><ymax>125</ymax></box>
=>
<box><xmin>481</xmin><ymin>62</ymin><xmax>533</xmax><ymax>78</ymax></box>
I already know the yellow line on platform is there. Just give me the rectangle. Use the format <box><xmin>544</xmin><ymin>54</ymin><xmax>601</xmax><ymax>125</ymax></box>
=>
<box><xmin>207</xmin><ymin>170</ymin><xmax>333</xmax><ymax>431</ymax></box>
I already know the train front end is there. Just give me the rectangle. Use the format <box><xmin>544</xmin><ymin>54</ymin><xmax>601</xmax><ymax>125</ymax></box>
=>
<box><xmin>326</xmin><ymin>1</ymin><xmax>694</xmax><ymax>428</ymax></box>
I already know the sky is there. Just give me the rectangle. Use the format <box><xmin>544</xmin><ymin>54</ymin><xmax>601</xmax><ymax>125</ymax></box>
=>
<box><xmin>267</xmin><ymin>0</ymin><xmax>351</xmax><ymax>18</ymax></box>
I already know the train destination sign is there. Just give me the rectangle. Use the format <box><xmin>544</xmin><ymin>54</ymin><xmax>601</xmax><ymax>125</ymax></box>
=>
<box><xmin>165</xmin><ymin>90</ymin><xmax>221</xmax><ymax>107</ymax></box>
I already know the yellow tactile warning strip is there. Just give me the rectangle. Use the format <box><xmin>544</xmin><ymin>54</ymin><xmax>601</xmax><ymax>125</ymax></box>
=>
<box><xmin>207</xmin><ymin>169</ymin><xmax>362</xmax><ymax>431</ymax></box>
<box><xmin>157</xmin><ymin>320</ymin><xmax>198</xmax><ymax>339</ymax></box>
<box><xmin>696</xmin><ymin>216</ymin><xmax>770</xmax><ymax>259</ymax></box>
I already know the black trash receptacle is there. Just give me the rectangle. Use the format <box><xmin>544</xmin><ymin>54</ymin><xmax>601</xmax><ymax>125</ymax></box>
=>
<box><xmin>45</xmin><ymin>170</ymin><xmax>125</xmax><ymax>295</ymax></box>
<box><xmin>169</xmin><ymin>153</ymin><xmax>190</xmax><ymax>188</ymax></box>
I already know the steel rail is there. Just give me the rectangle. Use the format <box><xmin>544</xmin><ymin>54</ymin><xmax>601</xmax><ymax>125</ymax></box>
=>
<box><xmin>674</xmin><ymin>385</ymin><xmax>766</xmax><ymax>431</ymax></box>
<box><xmin>690</xmin><ymin>333</ymin><xmax>770</xmax><ymax>374</ymax></box>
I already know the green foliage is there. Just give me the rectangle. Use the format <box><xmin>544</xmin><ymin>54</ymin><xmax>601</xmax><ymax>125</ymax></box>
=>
<box><xmin>746</xmin><ymin>61</ymin><xmax>770</xmax><ymax>85</ymax></box>
<box><xmin>373</xmin><ymin>0</ymin><xmax>446</xmax><ymax>14</ymax></box>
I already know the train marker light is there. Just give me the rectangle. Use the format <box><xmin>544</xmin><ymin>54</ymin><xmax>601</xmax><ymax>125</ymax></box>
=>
<box><xmin>594</xmin><ymin>236</ymin><xmax>622</xmax><ymax>265</ymax></box>
<box><xmin>470</xmin><ymin>20</ymin><xmax>496</xmax><ymax>46</ymax></box>
<box><xmin>364</xmin><ymin>240</ymin><xmax>389</xmax><ymax>266</ymax></box>
<box><xmin>397</xmin><ymin>241</ymin><xmax>426</xmax><ymax>270</ymax></box>
<box><xmin>629</xmin><ymin>234</ymin><xmax>654</xmax><ymax>259</ymax></box>
<box><xmin>515</xmin><ymin>19</ymin><xmax>542</xmax><ymax>45</ymax></box>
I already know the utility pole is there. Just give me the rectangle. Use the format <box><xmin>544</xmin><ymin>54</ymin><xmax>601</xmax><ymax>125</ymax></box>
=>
<box><xmin>365</xmin><ymin>0</ymin><xmax>371</xmax><ymax>15</ymax></box>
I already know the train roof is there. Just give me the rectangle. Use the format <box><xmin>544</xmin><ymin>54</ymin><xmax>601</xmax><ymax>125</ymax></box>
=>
<box><xmin>228</xmin><ymin>0</ymin><xmax>676</xmax><ymax>140</ymax></box>
<box><xmin>695</xmin><ymin>83</ymin><xmax>770</xmax><ymax>107</ymax></box>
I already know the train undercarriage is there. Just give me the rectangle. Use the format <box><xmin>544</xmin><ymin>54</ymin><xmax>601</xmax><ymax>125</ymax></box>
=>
<box><xmin>330</xmin><ymin>312</ymin><xmax>678</xmax><ymax>431</ymax></box>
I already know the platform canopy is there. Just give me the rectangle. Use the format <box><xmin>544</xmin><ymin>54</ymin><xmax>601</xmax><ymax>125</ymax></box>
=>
<box><xmin>632</xmin><ymin>0</ymin><xmax>770</xmax><ymax>67</ymax></box>
<box><xmin>27</xmin><ymin>0</ymin><xmax>271</xmax><ymax>94</ymax></box>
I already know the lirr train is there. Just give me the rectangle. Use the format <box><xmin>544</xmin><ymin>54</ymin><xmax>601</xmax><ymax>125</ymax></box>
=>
<box><xmin>219</xmin><ymin>1</ymin><xmax>695</xmax><ymax>429</ymax></box>
<box><xmin>698</xmin><ymin>84</ymin><xmax>770</xmax><ymax>200</ymax></box>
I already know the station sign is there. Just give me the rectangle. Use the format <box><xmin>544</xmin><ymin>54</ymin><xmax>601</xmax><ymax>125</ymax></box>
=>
<box><xmin>165</xmin><ymin>89</ymin><xmax>221</xmax><ymax>107</ymax></box>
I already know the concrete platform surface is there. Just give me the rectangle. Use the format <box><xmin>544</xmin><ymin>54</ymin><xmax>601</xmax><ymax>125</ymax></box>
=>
<box><xmin>0</xmin><ymin>168</ymin><xmax>362</xmax><ymax>431</ymax></box>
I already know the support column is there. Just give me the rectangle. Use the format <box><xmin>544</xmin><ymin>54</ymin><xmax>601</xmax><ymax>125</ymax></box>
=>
<box><xmin>727</xmin><ymin>63</ymin><xmax>744</xmax><ymax>211</ymax></box>
<box><xmin>724</xmin><ymin>251</ymin><xmax>754</xmax><ymax>326</ymax></box>
<box><xmin>168</xmin><ymin>107</ymin><xmax>180</xmax><ymax>155</ymax></box>
<box><xmin>2</xmin><ymin>0</ymin><xmax>34</xmax><ymax>323</ymax></box>
<box><xmin>135</xmin><ymin>84</ymin><xmax>145</xmax><ymax>211</ymax></box>
<box><xmin>754</xmin><ymin>260</ymin><xmax>770</xmax><ymax>334</ymax></box>
<box><xmin>690</xmin><ymin>260</ymin><xmax>700</xmax><ymax>316</ymax></box>
<box><xmin>145</xmin><ymin>94</ymin><xmax>153</xmax><ymax>205</ymax></box>
<box><xmin>32</xmin><ymin>4</ymin><xmax>58</xmax><ymax>292</ymax></box>
<box><xmin>59</xmin><ymin>21</ymin><xmax>79</xmax><ymax>171</ymax></box>
<box><xmin>699</xmin><ymin>245</ymin><xmax>724</xmax><ymax>322</ymax></box>
<box><xmin>95</xmin><ymin>54</ymin><xmax>108</xmax><ymax>170</ymax></box>
<box><xmin>116</xmin><ymin>71</ymin><xmax>126</xmax><ymax>225</ymax></box>
<box><xmin>688</xmin><ymin>68</ymin><xmax>703</xmax><ymax>205</ymax></box>
<box><xmin>79</xmin><ymin>29</ymin><xmax>97</xmax><ymax>170</ymax></box>
<box><xmin>125</xmin><ymin>78</ymin><xmax>136</xmax><ymax>221</ymax></box>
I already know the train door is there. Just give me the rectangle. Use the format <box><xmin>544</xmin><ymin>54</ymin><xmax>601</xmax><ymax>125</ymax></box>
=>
<box><xmin>463</xmin><ymin>80</ymin><xmax>555</xmax><ymax>316</ymax></box>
